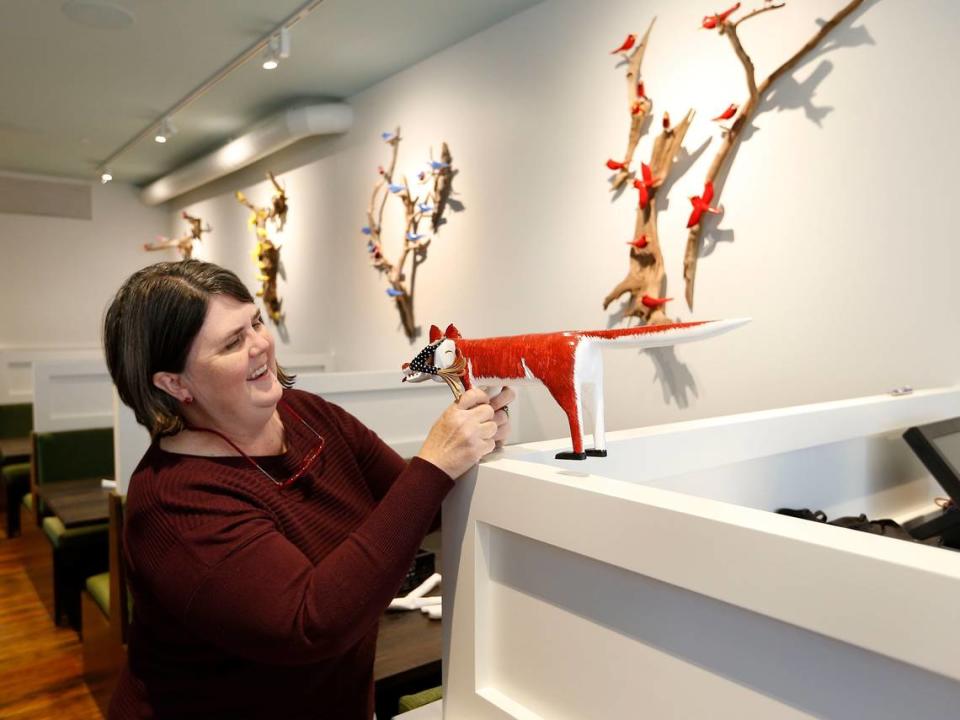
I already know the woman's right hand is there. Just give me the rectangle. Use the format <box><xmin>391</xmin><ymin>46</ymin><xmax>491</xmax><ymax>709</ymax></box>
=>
<box><xmin>416</xmin><ymin>388</ymin><xmax>499</xmax><ymax>479</ymax></box>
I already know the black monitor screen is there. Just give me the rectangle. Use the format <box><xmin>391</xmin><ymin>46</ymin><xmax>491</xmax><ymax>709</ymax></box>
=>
<box><xmin>932</xmin><ymin>433</ymin><xmax>960</xmax><ymax>474</ymax></box>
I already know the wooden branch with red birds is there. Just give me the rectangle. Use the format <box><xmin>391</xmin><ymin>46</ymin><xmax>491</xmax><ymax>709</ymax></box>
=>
<box><xmin>601</xmin><ymin>16</ymin><xmax>696</xmax><ymax>326</ymax></box>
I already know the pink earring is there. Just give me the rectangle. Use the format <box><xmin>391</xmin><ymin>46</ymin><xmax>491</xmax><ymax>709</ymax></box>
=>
<box><xmin>183</xmin><ymin>396</ymin><xmax>193</xmax><ymax>405</ymax></box>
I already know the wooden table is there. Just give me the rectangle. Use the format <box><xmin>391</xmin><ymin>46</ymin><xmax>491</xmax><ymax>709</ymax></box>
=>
<box><xmin>374</xmin><ymin>606</ymin><xmax>442</xmax><ymax>719</ymax></box>
<box><xmin>0</xmin><ymin>436</ymin><xmax>31</xmax><ymax>463</ymax></box>
<box><xmin>374</xmin><ymin>532</ymin><xmax>443</xmax><ymax>719</ymax></box>
<box><xmin>34</xmin><ymin>477</ymin><xmax>111</xmax><ymax>527</ymax></box>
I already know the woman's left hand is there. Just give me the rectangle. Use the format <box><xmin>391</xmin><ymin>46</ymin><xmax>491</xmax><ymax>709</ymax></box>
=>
<box><xmin>487</xmin><ymin>386</ymin><xmax>516</xmax><ymax>446</ymax></box>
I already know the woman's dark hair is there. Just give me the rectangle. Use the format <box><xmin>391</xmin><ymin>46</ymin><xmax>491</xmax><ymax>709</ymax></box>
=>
<box><xmin>103</xmin><ymin>259</ymin><xmax>295</xmax><ymax>438</ymax></box>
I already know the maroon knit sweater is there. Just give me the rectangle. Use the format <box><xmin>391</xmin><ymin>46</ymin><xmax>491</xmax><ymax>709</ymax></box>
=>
<box><xmin>108</xmin><ymin>388</ymin><xmax>453</xmax><ymax>720</ymax></box>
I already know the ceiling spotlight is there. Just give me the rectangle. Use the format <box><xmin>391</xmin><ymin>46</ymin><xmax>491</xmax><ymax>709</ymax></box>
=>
<box><xmin>262</xmin><ymin>45</ymin><xmax>279</xmax><ymax>70</ymax></box>
<box><xmin>100</xmin><ymin>169</ymin><xmax>113</xmax><ymax>184</ymax></box>
<box><xmin>155</xmin><ymin>117</ymin><xmax>176</xmax><ymax>144</ymax></box>
<box><xmin>262</xmin><ymin>27</ymin><xmax>290</xmax><ymax>70</ymax></box>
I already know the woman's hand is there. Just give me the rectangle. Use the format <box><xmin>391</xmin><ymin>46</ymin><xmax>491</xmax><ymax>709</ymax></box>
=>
<box><xmin>416</xmin><ymin>386</ymin><xmax>515</xmax><ymax>479</ymax></box>
<box><xmin>486</xmin><ymin>386</ymin><xmax>516</xmax><ymax>447</ymax></box>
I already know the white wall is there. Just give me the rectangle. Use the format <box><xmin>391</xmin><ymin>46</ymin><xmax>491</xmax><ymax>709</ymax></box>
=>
<box><xmin>6</xmin><ymin>0</ymin><xmax>958</xmax><ymax>449</ymax></box>
<box><xmin>0</xmin><ymin>179</ymin><xmax>169</xmax><ymax>348</ymax></box>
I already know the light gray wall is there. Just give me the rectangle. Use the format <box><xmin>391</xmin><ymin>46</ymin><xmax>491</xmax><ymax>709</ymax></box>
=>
<box><xmin>0</xmin><ymin>178</ymin><xmax>168</xmax><ymax>349</ymax></box>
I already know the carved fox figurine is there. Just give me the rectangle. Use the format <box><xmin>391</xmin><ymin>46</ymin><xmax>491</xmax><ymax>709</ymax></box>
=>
<box><xmin>401</xmin><ymin>318</ymin><xmax>749</xmax><ymax>460</ymax></box>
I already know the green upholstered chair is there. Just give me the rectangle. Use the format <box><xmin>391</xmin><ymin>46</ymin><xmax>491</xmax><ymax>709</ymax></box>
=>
<box><xmin>3</xmin><ymin>462</ymin><xmax>30</xmax><ymax>538</ymax></box>
<box><xmin>33</xmin><ymin>427</ymin><xmax>113</xmax><ymax>628</ymax></box>
<box><xmin>85</xmin><ymin>571</ymin><xmax>111</xmax><ymax>616</ymax></box>
<box><xmin>0</xmin><ymin>402</ymin><xmax>32</xmax><ymax>440</ymax></box>
<box><xmin>81</xmin><ymin>492</ymin><xmax>128</xmax><ymax>716</ymax></box>
<box><xmin>0</xmin><ymin>403</ymin><xmax>32</xmax><ymax>538</ymax></box>
<box><xmin>397</xmin><ymin>686</ymin><xmax>443</xmax><ymax>714</ymax></box>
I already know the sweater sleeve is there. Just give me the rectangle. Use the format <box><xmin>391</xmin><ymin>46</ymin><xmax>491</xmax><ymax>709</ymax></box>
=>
<box><xmin>148</xmin><ymin>456</ymin><xmax>453</xmax><ymax>666</ymax></box>
<box><xmin>317</xmin><ymin>398</ymin><xmax>447</xmax><ymax>532</ymax></box>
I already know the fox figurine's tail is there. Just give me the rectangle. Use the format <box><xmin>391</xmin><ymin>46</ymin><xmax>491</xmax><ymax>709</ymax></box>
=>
<box><xmin>578</xmin><ymin>317</ymin><xmax>750</xmax><ymax>349</ymax></box>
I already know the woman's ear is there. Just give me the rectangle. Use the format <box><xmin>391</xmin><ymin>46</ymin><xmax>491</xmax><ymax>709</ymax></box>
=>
<box><xmin>153</xmin><ymin>371</ymin><xmax>191</xmax><ymax>403</ymax></box>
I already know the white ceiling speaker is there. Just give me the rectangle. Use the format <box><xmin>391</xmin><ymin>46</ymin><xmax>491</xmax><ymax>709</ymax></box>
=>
<box><xmin>61</xmin><ymin>0</ymin><xmax>134</xmax><ymax>30</ymax></box>
<box><xmin>140</xmin><ymin>102</ymin><xmax>353</xmax><ymax>205</ymax></box>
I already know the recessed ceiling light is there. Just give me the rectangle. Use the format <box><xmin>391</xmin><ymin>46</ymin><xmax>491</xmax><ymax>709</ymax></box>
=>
<box><xmin>100</xmin><ymin>169</ymin><xmax>113</xmax><ymax>184</ymax></box>
<box><xmin>61</xmin><ymin>0</ymin><xmax>135</xmax><ymax>30</ymax></box>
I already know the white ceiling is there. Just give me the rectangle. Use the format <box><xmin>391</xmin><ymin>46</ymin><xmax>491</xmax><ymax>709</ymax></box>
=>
<box><xmin>0</xmin><ymin>0</ymin><xmax>543</xmax><ymax>185</ymax></box>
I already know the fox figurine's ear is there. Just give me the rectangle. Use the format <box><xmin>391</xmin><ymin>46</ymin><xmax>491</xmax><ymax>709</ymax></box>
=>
<box><xmin>444</xmin><ymin>324</ymin><xmax>462</xmax><ymax>340</ymax></box>
<box><xmin>429</xmin><ymin>325</ymin><xmax>442</xmax><ymax>343</ymax></box>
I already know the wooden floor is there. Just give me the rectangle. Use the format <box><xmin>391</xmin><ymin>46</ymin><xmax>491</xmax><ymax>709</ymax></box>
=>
<box><xmin>0</xmin><ymin>508</ymin><xmax>104</xmax><ymax>719</ymax></box>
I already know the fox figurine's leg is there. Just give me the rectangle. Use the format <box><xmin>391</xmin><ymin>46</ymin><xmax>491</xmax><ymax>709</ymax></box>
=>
<box><xmin>576</xmin><ymin>342</ymin><xmax>607</xmax><ymax>457</ymax></box>
<box><xmin>545</xmin><ymin>380</ymin><xmax>587</xmax><ymax>460</ymax></box>
<box><xmin>584</xmin><ymin>379</ymin><xmax>607</xmax><ymax>458</ymax></box>
<box><xmin>555</xmin><ymin>401</ymin><xmax>586</xmax><ymax>460</ymax></box>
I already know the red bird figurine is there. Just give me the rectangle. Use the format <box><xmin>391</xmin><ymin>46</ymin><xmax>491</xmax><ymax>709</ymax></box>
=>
<box><xmin>687</xmin><ymin>181</ymin><xmax>722</xmax><ymax>228</ymax></box>
<box><xmin>611</xmin><ymin>33</ymin><xmax>637</xmax><ymax>54</ymax></box>
<box><xmin>627</xmin><ymin>235</ymin><xmax>649</xmax><ymax>250</ymax></box>
<box><xmin>712</xmin><ymin>103</ymin><xmax>738</xmax><ymax>121</ymax></box>
<box><xmin>702</xmin><ymin>2</ymin><xmax>741</xmax><ymax>29</ymax></box>
<box><xmin>632</xmin><ymin>163</ymin><xmax>658</xmax><ymax>209</ymax></box>
<box><xmin>641</xmin><ymin>295</ymin><xmax>672</xmax><ymax>309</ymax></box>
<box><xmin>606</xmin><ymin>159</ymin><xmax>627</xmax><ymax>171</ymax></box>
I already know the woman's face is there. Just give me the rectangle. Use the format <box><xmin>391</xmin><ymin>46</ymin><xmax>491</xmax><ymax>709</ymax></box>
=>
<box><xmin>179</xmin><ymin>294</ymin><xmax>282</xmax><ymax>425</ymax></box>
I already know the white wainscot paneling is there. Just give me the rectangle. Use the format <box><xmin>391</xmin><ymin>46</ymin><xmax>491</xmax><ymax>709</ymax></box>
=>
<box><xmin>32</xmin><ymin>357</ymin><xmax>113</xmax><ymax>432</ymax></box>
<box><xmin>0</xmin><ymin>347</ymin><xmax>101</xmax><ymax>404</ymax></box>
<box><xmin>281</xmin><ymin>351</ymin><xmax>336</xmax><ymax>375</ymax></box>
<box><xmin>443</xmin><ymin>387</ymin><xmax>960</xmax><ymax>719</ymax></box>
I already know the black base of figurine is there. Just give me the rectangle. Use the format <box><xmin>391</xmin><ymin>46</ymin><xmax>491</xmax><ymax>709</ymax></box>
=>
<box><xmin>555</xmin><ymin>451</ymin><xmax>588</xmax><ymax>460</ymax></box>
<box><xmin>585</xmin><ymin>449</ymin><xmax>607</xmax><ymax>457</ymax></box>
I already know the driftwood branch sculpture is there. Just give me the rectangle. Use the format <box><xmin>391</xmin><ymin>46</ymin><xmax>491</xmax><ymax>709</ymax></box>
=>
<box><xmin>363</xmin><ymin>127</ymin><xmax>455</xmax><ymax>341</ymax></box>
<box><xmin>144</xmin><ymin>211</ymin><xmax>211</xmax><ymax>260</ymax></box>
<box><xmin>683</xmin><ymin>0</ymin><xmax>866</xmax><ymax>309</ymax></box>
<box><xmin>235</xmin><ymin>172</ymin><xmax>289</xmax><ymax>325</ymax></box>
<box><xmin>602</xmin><ymin>20</ymin><xmax>695</xmax><ymax>324</ymax></box>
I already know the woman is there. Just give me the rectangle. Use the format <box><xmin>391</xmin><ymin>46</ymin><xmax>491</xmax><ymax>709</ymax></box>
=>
<box><xmin>102</xmin><ymin>260</ymin><xmax>512</xmax><ymax>719</ymax></box>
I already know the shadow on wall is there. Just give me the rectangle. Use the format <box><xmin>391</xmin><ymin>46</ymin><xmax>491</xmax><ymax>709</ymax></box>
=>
<box><xmin>648</xmin><ymin>346</ymin><xmax>697</xmax><ymax>409</ymax></box>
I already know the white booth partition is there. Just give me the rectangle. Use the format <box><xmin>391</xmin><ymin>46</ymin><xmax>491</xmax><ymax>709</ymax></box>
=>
<box><xmin>442</xmin><ymin>387</ymin><xmax>960</xmax><ymax>719</ymax></box>
<box><xmin>0</xmin><ymin>347</ymin><xmax>101</xmax><ymax>405</ymax></box>
<box><xmin>32</xmin><ymin>356</ymin><xmax>112</xmax><ymax>433</ymax></box>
